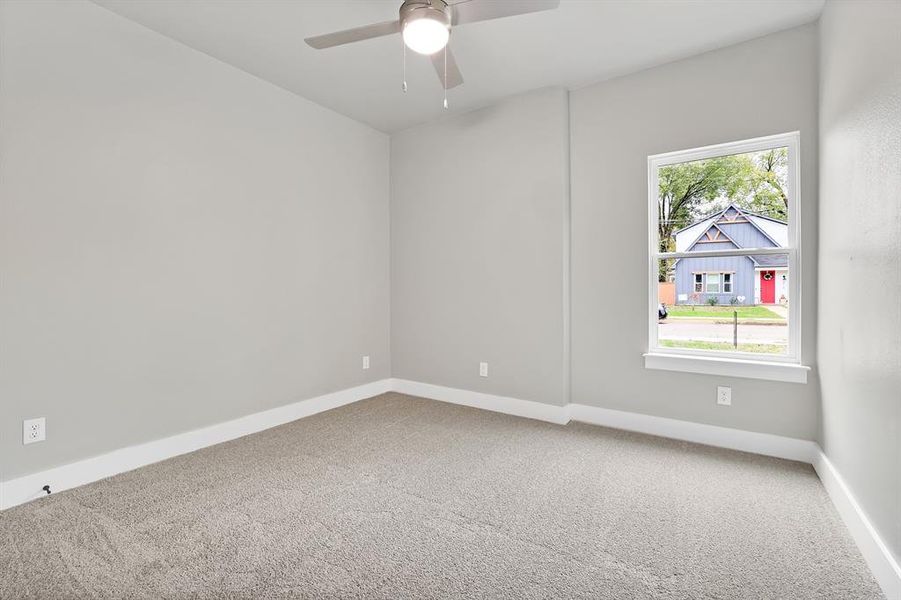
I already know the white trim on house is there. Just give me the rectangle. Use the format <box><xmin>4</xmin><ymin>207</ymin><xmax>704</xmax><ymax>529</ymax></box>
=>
<box><xmin>648</xmin><ymin>131</ymin><xmax>803</xmax><ymax>375</ymax></box>
<box><xmin>754</xmin><ymin>267</ymin><xmax>790</xmax><ymax>304</ymax></box>
<box><xmin>1</xmin><ymin>380</ymin><xmax>896</xmax><ymax>598</ymax></box>
<box><xmin>688</xmin><ymin>271</ymin><xmax>737</xmax><ymax>295</ymax></box>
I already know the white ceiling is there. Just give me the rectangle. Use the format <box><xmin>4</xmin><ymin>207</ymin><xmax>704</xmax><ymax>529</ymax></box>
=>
<box><xmin>92</xmin><ymin>0</ymin><xmax>825</xmax><ymax>133</ymax></box>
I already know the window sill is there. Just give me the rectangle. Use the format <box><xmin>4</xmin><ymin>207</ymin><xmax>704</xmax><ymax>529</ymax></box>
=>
<box><xmin>643</xmin><ymin>352</ymin><xmax>809</xmax><ymax>384</ymax></box>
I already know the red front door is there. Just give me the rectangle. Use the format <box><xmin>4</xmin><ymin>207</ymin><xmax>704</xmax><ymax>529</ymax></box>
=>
<box><xmin>760</xmin><ymin>271</ymin><xmax>775</xmax><ymax>303</ymax></box>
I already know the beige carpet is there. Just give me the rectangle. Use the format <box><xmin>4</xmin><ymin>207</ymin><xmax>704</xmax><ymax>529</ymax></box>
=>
<box><xmin>0</xmin><ymin>393</ymin><xmax>883</xmax><ymax>599</ymax></box>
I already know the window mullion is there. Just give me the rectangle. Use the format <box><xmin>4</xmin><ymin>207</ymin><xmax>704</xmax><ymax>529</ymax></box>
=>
<box><xmin>656</xmin><ymin>247</ymin><xmax>789</xmax><ymax>260</ymax></box>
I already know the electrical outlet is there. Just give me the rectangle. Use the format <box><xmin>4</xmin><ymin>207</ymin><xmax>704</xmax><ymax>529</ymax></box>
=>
<box><xmin>479</xmin><ymin>362</ymin><xmax>488</xmax><ymax>377</ymax></box>
<box><xmin>23</xmin><ymin>417</ymin><xmax>46</xmax><ymax>445</ymax></box>
<box><xmin>717</xmin><ymin>386</ymin><xmax>732</xmax><ymax>406</ymax></box>
<box><xmin>362</xmin><ymin>355</ymin><xmax>370</xmax><ymax>370</ymax></box>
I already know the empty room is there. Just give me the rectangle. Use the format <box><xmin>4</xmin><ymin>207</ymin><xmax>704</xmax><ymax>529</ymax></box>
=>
<box><xmin>1</xmin><ymin>0</ymin><xmax>899</xmax><ymax>598</ymax></box>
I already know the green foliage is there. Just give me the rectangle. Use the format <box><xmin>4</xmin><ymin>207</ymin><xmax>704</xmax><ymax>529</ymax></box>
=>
<box><xmin>706</xmin><ymin>296</ymin><xmax>719</xmax><ymax>306</ymax></box>
<box><xmin>666</xmin><ymin>305</ymin><xmax>783</xmax><ymax>319</ymax></box>
<box><xmin>660</xmin><ymin>339</ymin><xmax>784</xmax><ymax>354</ymax></box>
<box><xmin>744</xmin><ymin>148</ymin><xmax>788</xmax><ymax>220</ymax></box>
<box><xmin>656</xmin><ymin>148</ymin><xmax>789</xmax><ymax>282</ymax></box>
<box><xmin>657</xmin><ymin>154</ymin><xmax>750</xmax><ymax>249</ymax></box>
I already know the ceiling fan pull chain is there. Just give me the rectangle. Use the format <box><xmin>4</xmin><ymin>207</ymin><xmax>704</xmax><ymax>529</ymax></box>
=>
<box><xmin>402</xmin><ymin>35</ymin><xmax>408</xmax><ymax>93</ymax></box>
<box><xmin>443</xmin><ymin>45</ymin><xmax>448</xmax><ymax>109</ymax></box>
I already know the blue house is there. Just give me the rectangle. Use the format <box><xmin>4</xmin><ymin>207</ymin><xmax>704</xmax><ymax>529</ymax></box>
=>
<box><xmin>673</xmin><ymin>204</ymin><xmax>788</xmax><ymax>305</ymax></box>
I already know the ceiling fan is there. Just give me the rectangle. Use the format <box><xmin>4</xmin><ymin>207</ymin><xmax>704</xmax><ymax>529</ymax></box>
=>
<box><xmin>305</xmin><ymin>0</ymin><xmax>560</xmax><ymax>102</ymax></box>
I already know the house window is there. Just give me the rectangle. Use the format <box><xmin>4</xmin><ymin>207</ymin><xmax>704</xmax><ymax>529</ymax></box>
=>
<box><xmin>648</xmin><ymin>132</ymin><xmax>802</xmax><ymax>374</ymax></box>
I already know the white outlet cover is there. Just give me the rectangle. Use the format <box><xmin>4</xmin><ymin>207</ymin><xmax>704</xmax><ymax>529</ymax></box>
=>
<box><xmin>362</xmin><ymin>355</ymin><xmax>370</xmax><ymax>370</ymax></box>
<box><xmin>479</xmin><ymin>362</ymin><xmax>488</xmax><ymax>377</ymax></box>
<box><xmin>717</xmin><ymin>386</ymin><xmax>732</xmax><ymax>406</ymax></box>
<box><xmin>23</xmin><ymin>417</ymin><xmax>46</xmax><ymax>444</ymax></box>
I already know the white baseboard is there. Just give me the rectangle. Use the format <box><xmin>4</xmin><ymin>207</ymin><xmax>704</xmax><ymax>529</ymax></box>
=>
<box><xmin>812</xmin><ymin>451</ymin><xmax>901</xmax><ymax>600</ymax></box>
<box><xmin>391</xmin><ymin>379</ymin><xmax>815</xmax><ymax>462</ymax></box>
<box><xmin>0</xmin><ymin>379</ymin><xmax>392</xmax><ymax>511</ymax></box>
<box><xmin>569</xmin><ymin>403</ymin><xmax>818</xmax><ymax>463</ymax></box>
<box><xmin>390</xmin><ymin>379</ymin><xmax>570</xmax><ymax>425</ymax></box>
<box><xmin>3</xmin><ymin>377</ymin><xmax>896</xmax><ymax>599</ymax></box>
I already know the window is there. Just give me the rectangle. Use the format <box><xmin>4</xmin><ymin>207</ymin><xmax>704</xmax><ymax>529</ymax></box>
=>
<box><xmin>697</xmin><ymin>272</ymin><xmax>734</xmax><ymax>294</ymax></box>
<box><xmin>647</xmin><ymin>132</ymin><xmax>806</xmax><ymax>382</ymax></box>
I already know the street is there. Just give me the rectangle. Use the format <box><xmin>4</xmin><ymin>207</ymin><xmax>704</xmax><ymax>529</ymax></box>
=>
<box><xmin>659</xmin><ymin>320</ymin><xmax>788</xmax><ymax>344</ymax></box>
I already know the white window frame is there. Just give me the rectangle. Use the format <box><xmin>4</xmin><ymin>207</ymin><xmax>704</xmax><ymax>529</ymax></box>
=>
<box><xmin>705</xmin><ymin>273</ymin><xmax>721</xmax><ymax>294</ymax></box>
<box><xmin>693</xmin><ymin>273</ymin><xmax>703</xmax><ymax>293</ymax></box>
<box><xmin>722</xmin><ymin>272</ymin><xmax>733</xmax><ymax>293</ymax></box>
<box><xmin>645</xmin><ymin>132</ymin><xmax>807</xmax><ymax>383</ymax></box>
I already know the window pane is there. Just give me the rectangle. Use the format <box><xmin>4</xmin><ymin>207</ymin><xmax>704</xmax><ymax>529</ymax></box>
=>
<box><xmin>653</xmin><ymin>137</ymin><xmax>795</xmax><ymax>360</ymax></box>
<box><xmin>693</xmin><ymin>273</ymin><xmax>703</xmax><ymax>292</ymax></box>
<box><xmin>657</xmin><ymin>258</ymin><xmax>789</xmax><ymax>356</ymax></box>
<box><xmin>659</xmin><ymin>146</ymin><xmax>789</xmax><ymax>256</ymax></box>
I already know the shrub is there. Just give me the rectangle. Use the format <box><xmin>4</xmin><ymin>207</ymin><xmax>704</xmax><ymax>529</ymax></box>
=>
<box><xmin>707</xmin><ymin>296</ymin><xmax>719</xmax><ymax>306</ymax></box>
<box><xmin>729</xmin><ymin>296</ymin><xmax>740</xmax><ymax>306</ymax></box>
<box><xmin>689</xmin><ymin>292</ymin><xmax>702</xmax><ymax>311</ymax></box>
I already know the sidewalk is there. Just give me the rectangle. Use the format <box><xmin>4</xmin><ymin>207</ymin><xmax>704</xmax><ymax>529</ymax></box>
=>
<box><xmin>659</xmin><ymin>320</ymin><xmax>788</xmax><ymax>343</ymax></box>
<box><xmin>765</xmin><ymin>304</ymin><xmax>789</xmax><ymax>318</ymax></box>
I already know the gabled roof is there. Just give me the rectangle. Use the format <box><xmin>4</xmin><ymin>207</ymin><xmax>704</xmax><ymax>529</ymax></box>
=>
<box><xmin>746</xmin><ymin>213</ymin><xmax>788</xmax><ymax>247</ymax></box>
<box><xmin>674</xmin><ymin>203</ymin><xmax>787</xmax><ymax>252</ymax></box>
<box><xmin>673</xmin><ymin>216</ymin><xmax>717</xmax><ymax>252</ymax></box>
<box><xmin>690</xmin><ymin>222</ymin><xmax>742</xmax><ymax>250</ymax></box>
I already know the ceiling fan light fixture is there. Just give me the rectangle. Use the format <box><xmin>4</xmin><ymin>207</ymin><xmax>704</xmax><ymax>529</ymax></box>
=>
<box><xmin>402</xmin><ymin>17</ymin><xmax>449</xmax><ymax>55</ymax></box>
<box><xmin>305</xmin><ymin>0</ymin><xmax>562</xmax><ymax>92</ymax></box>
<box><xmin>400</xmin><ymin>1</ymin><xmax>451</xmax><ymax>55</ymax></box>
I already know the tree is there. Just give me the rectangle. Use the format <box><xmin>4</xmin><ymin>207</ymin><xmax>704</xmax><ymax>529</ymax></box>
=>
<box><xmin>656</xmin><ymin>154</ymin><xmax>751</xmax><ymax>280</ymax></box>
<box><xmin>744</xmin><ymin>148</ymin><xmax>788</xmax><ymax>220</ymax></box>
<box><xmin>656</xmin><ymin>148</ymin><xmax>789</xmax><ymax>282</ymax></box>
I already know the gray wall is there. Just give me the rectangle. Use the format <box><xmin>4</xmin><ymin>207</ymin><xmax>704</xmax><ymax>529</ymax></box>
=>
<box><xmin>570</xmin><ymin>24</ymin><xmax>820</xmax><ymax>439</ymax></box>
<box><xmin>0</xmin><ymin>0</ymin><xmax>390</xmax><ymax>480</ymax></box>
<box><xmin>818</xmin><ymin>0</ymin><xmax>901</xmax><ymax>562</ymax></box>
<box><xmin>9</xmin><ymin>4</ymin><xmax>886</xmax><ymax>547</ymax></box>
<box><xmin>390</xmin><ymin>88</ymin><xmax>570</xmax><ymax>405</ymax></box>
<box><xmin>391</xmin><ymin>26</ymin><xmax>820</xmax><ymax>439</ymax></box>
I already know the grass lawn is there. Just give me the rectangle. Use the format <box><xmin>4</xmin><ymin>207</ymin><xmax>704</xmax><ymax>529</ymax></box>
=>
<box><xmin>660</xmin><ymin>339</ymin><xmax>785</xmax><ymax>354</ymax></box>
<box><xmin>666</xmin><ymin>305</ymin><xmax>783</xmax><ymax>319</ymax></box>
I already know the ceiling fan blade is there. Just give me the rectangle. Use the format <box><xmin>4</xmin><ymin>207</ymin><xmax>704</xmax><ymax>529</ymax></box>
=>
<box><xmin>450</xmin><ymin>0</ymin><xmax>560</xmax><ymax>26</ymax></box>
<box><xmin>305</xmin><ymin>20</ymin><xmax>401</xmax><ymax>49</ymax></box>
<box><xmin>431</xmin><ymin>47</ymin><xmax>464</xmax><ymax>89</ymax></box>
